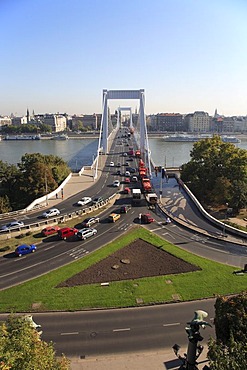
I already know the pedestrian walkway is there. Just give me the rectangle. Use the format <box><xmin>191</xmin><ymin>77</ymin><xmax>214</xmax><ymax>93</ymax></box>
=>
<box><xmin>44</xmin><ymin>155</ymin><xmax>107</xmax><ymax>209</ymax></box>
<box><xmin>69</xmin><ymin>347</ymin><xmax>209</xmax><ymax>370</ymax></box>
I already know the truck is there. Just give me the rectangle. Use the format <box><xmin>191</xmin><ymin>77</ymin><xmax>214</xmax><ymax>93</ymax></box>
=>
<box><xmin>142</xmin><ymin>177</ymin><xmax>152</xmax><ymax>193</ymax></box>
<box><xmin>135</xmin><ymin>149</ymin><xmax>141</xmax><ymax>158</ymax></box>
<box><xmin>146</xmin><ymin>193</ymin><xmax>158</xmax><ymax>204</ymax></box>
<box><xmin>132</xmin><ymin>188</ymin><xmax>142</xmax><ymax>205</ymax></box>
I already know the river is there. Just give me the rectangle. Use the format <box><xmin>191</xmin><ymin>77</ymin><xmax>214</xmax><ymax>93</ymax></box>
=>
<box><xmin>0</xmin><ymin>136</ymin><xmax>246</xmax><ymax>170</ymax></box>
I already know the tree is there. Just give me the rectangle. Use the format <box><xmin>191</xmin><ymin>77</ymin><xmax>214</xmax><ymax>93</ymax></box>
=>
<box><xmin>0</xmin><ymin>315</ymin><xmax>69</xmax><ymax>370</ymax></box>
<box><xmin>180</xmin><ymin>136</ymin><xmax>247</xmax><ymax>211</ymax></box>
<box><xmin>207</xmin><ymin>292</ymin><xmax>247</xmax><ymax>369</ymax></box>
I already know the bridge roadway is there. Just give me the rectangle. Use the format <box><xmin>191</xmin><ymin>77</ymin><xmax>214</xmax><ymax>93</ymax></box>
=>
<box><xmin>1</xmin><ymin>129</ymin><xmax>247</xmax><ymax>369</ymax></box>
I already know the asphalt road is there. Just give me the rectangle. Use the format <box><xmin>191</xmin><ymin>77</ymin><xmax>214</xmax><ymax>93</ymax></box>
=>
<box><xmin>0</xmin><ymin>128</ymin><xmax>247</xmax><ymax>361</ymax></box>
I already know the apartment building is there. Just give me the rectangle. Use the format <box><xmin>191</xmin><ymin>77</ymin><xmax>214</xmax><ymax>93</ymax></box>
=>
<box><xmin>185</xmin><ymin>111</ymin><xmax>211</xmax><ymax>132</ymax></box>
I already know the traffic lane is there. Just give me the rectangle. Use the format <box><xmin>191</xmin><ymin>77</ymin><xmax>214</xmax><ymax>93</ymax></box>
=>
<box><xmin>0</xmin><ymin>214</ymin><xmax>138</xmax><ymax>290</ymax></box>
<box><xmin>148</xmin><ymin>219</ymin><xmax>247</xmax><ymax>268</ymax></box>
<box><xmin>13</xmin><ymin>299</ymin><xmax>215</xmax><ymax>357</ymax></box>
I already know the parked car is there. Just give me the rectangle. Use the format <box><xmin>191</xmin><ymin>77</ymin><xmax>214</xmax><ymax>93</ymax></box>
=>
<box><xmin>116</xmin><ymin>170</ymin><xmax>121</xmax><ymax>176</ymax></box>
<box><xmin>123</xmin><ymin>187</ymin><xmax>131</xmax><ymax>194</ymax></box>
<box><xmin>131</xmin><ymin>176</ymin><xmax>138</xmax><ymax>182</ymax></box>
<box><xmin>123</xmin><ymin>152</ymin><xmax>128</xmax><ymax>156</ymax></box>
<box><xmin>15</xmin><ymin>244</ymin><xmax>37</xmax><ymax>257</ymax></box>
<box><xmin>41</xmin><ymin>225</ymin><xmax>60</xmax><ymax>236</ymax></box>
<box><xmin>77</xmin><ymin>228</ymin><xmax>97</xmax><ymax>240</ymax></box>
<box><xmin>92</xmin><ymin>196</ymin><xmax>104</xmax><ymax>204</ymax></box>
<box><xmin>120</xmin><ymin>205</ymin><xmax>132</xmax><ymax>214</ymax></box>
<box><xmin>0</xmin><ymin>221</ymin><xmax>24</xmax><ymax>232</ymax></box>
<box><xmin>125</xmin><ymin>171</ymin><xmax>130</xmax><ymax>177</ymax></box>
<box><xmin>109</xmin><ymin>161</ymin><xmax>114</xmax><ymax>167</ymax></box>
<box><xmin>113</xmin><ymin>180</ymin><xmax>120</xmax><ymax>187</ymax></box>
<box><xmin>57</xmin><ymin>227</ymin><xmax>78</xmax><ymax>240</ymax></box>
<box><xmin>41</xmin><ymin>208</ymin><xmax>60</xmax><ymax>218</ymax></box>
<box><xmin>125</xmin><ymin>178</ymin><xmax>130</xmax><ymax>184</ymax></box>
<box><xmin>77</xmin><ymin>196</ymin><xmax>92</xmax><ymax>206</ymax></box>
<box><xmin>117</xmin><ymin>162</ymin><xmax>121</xmax><ymax>167</ymax></box>
<box><xmin>81</xmin><ymin>217</ymin><xmax>100</xmax><ymax>227</ymax></box>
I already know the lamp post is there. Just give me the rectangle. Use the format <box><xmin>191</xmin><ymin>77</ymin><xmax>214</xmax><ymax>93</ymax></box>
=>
<box><xmin>223</xmin><ymin>203</ymin><xmax>229</xmax><ymax>237</ymax></box>
<box><xmin>45</xmin><ymin>170</ymin><xmax>48</xmax><ymax>206</ymax></box>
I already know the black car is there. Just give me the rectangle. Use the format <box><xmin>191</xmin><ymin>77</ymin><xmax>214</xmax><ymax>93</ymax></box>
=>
<box><xmin>92</xmin><ymin>196</ymin><xmax>104</xmax><ymax>204</ymax></box>
<box><xmin>120</xmin><ymin>205</ymin><xmax>132</xmax><ymax>213</ymax></box>
<box><xmin>81</xmin><ymin>217</ymin><xmax>100</xmax><ymax>227</ymax></box>
<box><xmin>116</xmin><ymin>170</ymin><xmax>121</xmax><ymax>175</ymax></box>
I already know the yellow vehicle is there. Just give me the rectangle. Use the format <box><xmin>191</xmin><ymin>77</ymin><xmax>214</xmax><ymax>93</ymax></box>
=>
<box><xmin>108</xmin><ymin>213</ymin><xmax>121</xmax><ymax>223</ymax></box>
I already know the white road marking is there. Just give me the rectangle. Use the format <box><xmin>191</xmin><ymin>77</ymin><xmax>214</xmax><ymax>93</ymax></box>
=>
<box><xmin>163</xmin><ymin>322</ymin><xmax>180</xmax><ymax>327</ymax></box>
<box><xmin>60</xmin><ymin>332</ymin><xmax>79</xmax><ymax>336</ymax></box>
<box><xmin>113</xmin><ymin>328</ymin><xmax>131</xmax><ymax>332</ymax></box>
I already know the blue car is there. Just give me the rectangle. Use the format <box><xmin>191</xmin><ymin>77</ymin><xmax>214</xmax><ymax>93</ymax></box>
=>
<box><xmin>15</xmin><ymin>244</ymin><xmax>37</xmax><ymax>257</ymax></box>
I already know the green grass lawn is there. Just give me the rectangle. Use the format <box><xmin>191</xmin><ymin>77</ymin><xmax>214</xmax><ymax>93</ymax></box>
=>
<box><xmin>0</xmin><ymin>227</ymin><xmax>246</xmax><ymax>312</ymax></box>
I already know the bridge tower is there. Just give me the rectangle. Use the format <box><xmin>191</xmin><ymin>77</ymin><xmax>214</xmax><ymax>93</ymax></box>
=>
<box><xmin>95</xmin><ymin>89</ymin><xmax>151</xmax><ymax>179</ymax></box>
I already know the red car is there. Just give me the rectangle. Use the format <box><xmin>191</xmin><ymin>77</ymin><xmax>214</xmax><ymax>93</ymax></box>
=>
<box><xmin>41</xmin><ymin>225</ymin><xmax>60</xmax><ymax>236</ymax></box>
<box><xmin>123</xmin><ymin>187</ymin><xmax>131</xmax><ymax>194</ymax></box>
<box><xmin>125</xmin><ymin>178</ymin><xmax>130</xmax><ymax>184</ymax></box>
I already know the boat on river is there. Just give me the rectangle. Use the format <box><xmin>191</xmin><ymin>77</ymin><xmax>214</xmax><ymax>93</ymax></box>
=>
<box><xmin>51</xmin><ymin>134</ymin><xmax>69</xmax><ymax>140</ymax></box>
<box><xmin>163</xmin><ymin>133</ymin><xmax>241</xmax><ymax>143</ymax></box>
<box><xmin>4</xmin><ymin>134</ymin><xmax>41</xmax><ymax>140</ymax></box>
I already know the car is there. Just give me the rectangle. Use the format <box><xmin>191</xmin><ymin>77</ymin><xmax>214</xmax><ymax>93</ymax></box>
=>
<box><xmin>15</xmin><ymin>244</ymin><xmax>37</xmax><ymax>257</ymax></box>
<box><xmin>129</xmin><ymin>167</ymin><xmax>136</xmax><ymax>173</ymax></box>
<box><xmin>120</xmin><ymin>205</ymin><xmax>132</xmax><ymax>213</ymax></box>
<box><xmin>109</xmin><ymin>161</ymin><xmax>114</xmax><ymax>167</ymax></box>
<box><xmin>77</xmin><ymin>228</ymin><xmax>97</xmax><ymax>240</ymax></box>
<box><xmin>0</xmin><ymin>221</ymin><xmax>24</xmax><ymax>232</ymax></box>
<box><xmin>117</xmin><ymin>162</ymin><xmax>121</xmax><ymax>167</ymax></box>
<box><xmin>81</xmin><ymin>216</ymin><xmax>100</xmax><ymax>227</ymax></box>
<box><xmin>123</xmin><ymin>187</ymin><xmax>131</xmax><ymax>194</ymax></box>
<box><xmin>113</xmin><ymin>180</ymin><xmax>120</xmax><ymax>187</ymax></box>
<box><xmin>108</xmin><ymin>213</ymin><xmax>121</xmax><ymax>222</ymax></box>
<box><xmin>41</xmin><ymin>225</ymin><xmax>60</xmax><ymax>236</ymax></box>
<box><xmin>125</xmin><ymin>178</ymin><xmax>130</xmax><ymax>184</ymax></box>
<box><xmin>41</xmin><ymin>208</ymin><xmax>60</xmax><ymax>218</ymax></box>
<box><xmin>58</xmin><ymin>227</ymin><xmax>78</xmax><ymax>240</ymax></box>
<box><xmin>77</xmin><ymin>196</ymin><xmax>92</xmax><ymax>206</ymax></box>
<box><xmin>116</xmin><ymin>170</ymin><xmax>121</xmax><ymax>176</ymax></box>
<box><xmin>128</xmin><ymin>157</ymin><xmax>134</xmax><ymax>161</ymax></box>
<box><xmin>131</xmin><ymin>176</ymin><xmax>138</xmax><ymax>182</ymax></box>
<box><xmin>125</xmin><ymin>171</ymin><xmax>130</xmax><ymax>176</ymax></box>
<box><xmin>125</xmin><ymin>162</ymin><xmax>130</xmax><ymax>167</ymax></box>
<box><xmin>123</xmin><ymin>152</ymin><xmax>128</xmax><ymax>156</ymax></box>
<box><xmin>92</xmin><ymin>196</ymin><xmax>104</xmax><ymax>204</ymax></box>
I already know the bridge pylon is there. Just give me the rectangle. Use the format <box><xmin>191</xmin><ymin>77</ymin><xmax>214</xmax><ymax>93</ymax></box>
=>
<box><xmin>94</xmin><ymin>89</ymin><xmax>151</xmax><ymax>179</ymax></box>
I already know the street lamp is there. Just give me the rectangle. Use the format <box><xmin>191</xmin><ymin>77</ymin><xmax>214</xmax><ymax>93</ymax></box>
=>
<box><xmin>44</xmin><ymin>170</ymin><xmax>48</xmax><ymax>206</ymax></box>
<box><xmin>223</xmin><ymin>202</ymin><xmax>229</xmax><ymax>237</ymax></box>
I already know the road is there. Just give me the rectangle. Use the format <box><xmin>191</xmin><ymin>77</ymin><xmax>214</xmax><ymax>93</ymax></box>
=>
<box><xmin>0</xmin><ymin>127</ymin><xmax>246</xmax><ymax>361</ymax></box>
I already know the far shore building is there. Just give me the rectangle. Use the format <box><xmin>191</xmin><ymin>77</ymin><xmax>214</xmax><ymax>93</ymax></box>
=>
<box><xmin>148</xmin><ymin>113</ymin><xmax>185</xmax><ymax>132</ymax></box>
<box><xmin>184</xmin><ymin>111</ymin><xmax>211</xmax><ymax>133</ymax></box>
<box><xmin>0</xmin><ymin>116</ymin><xmax>12</xmax><ymax>129</ymax></box>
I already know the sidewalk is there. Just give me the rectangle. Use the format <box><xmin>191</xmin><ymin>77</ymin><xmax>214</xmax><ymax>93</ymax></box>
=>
<box><xmin>69</xmin><ymin>347</ymin><xmax>209</xmax><ymax>370</ymax></box>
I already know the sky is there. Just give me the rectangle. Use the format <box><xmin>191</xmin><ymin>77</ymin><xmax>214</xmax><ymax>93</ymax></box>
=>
<box><xmin>1</xmin><ymin>0</ymin><xmax>247</xmax><ymax>117</ymax></box>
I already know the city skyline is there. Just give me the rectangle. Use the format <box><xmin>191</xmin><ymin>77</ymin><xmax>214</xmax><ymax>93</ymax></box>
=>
<box><xmin>1</xmin><ymin>0</ymin><xmax>247</xmax><ymax>117</ymax></box>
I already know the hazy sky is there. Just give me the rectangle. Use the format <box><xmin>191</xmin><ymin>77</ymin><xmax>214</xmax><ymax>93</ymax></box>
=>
<box><xmin>1</xmin><ymin>0</ymin><xmax>247</xmax><ymax>117</ymax></box>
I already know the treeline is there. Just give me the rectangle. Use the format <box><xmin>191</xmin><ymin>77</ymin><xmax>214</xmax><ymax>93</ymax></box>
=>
<box><xmin>1</xmin><ymin>123</ymin><xmax>52</xmax><ymax>134</ymax></box>
<box><xmin>0</xmin><ymin>153</ymin><xmax>70</xmax><ymax>213</ymax></box>
<box><xmin>180</xmin><ymin>136</ymin><xmax>247</xmax><ymax>213</ymax></box>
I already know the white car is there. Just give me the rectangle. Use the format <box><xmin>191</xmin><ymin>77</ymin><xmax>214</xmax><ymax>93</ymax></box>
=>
<box><xmin>113</xmin><ymin>180</ymin><xmax>120</xmax><ymax>187</ymax></box>
<box><xmin>125</xmin><ymin>171</ymin><xmax>130</xmax><ymax>177</ymax></box>
<box><xmin>41</xmin><ymin>208</ymin><xmax>60</xmax><ymax>218</ymax></box>
<box><xmin>109</xmin><ymin>161</ymin><xmax>114</xmax><ymax>167</ymax></box>
<box><xmin>77</xmin><ymin>228</ymin><xmax>97</xmax><ymax>240</ymax></box>
<box><xmin>77</xmin><ymin>196</ymin><xmax>92</xmax><ymax>206</ymax></box>
<box><xmin>0</xmin><ymin>221</ymin><xmax>24</xmax><ymax>232</ymax></box>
